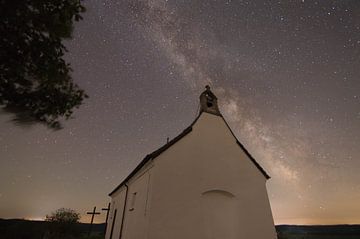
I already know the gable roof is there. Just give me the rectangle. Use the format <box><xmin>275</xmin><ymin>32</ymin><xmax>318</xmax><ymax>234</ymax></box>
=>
<box><xmin>109</xmin><ymin>112</ymin><xmax>270</xmax><ymax>196</ymax></box>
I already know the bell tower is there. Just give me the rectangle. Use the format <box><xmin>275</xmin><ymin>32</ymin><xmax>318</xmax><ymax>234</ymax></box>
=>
<box><xmin>199</xmin><ymin>85</ymin><xmax>221</xmax><ymax>116</ymax></box>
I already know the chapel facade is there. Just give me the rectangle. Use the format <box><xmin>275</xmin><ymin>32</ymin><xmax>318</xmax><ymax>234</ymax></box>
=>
<box><xmin>105</xmin><ymin>86</ymin><xmax>277</xmax><ymax>239</ymax></box>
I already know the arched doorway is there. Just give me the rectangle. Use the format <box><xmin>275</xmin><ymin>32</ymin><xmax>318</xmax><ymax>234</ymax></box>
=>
<box><xmin>201</xmin><ymin>190</ymin><xmax>239</xmax><ymax>239</ymax></box>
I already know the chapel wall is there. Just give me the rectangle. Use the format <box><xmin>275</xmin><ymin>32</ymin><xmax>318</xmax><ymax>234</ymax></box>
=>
<box><xmin>146</xmin><ymin>113</ymin><xmax>276</xmax><ymax>239</ymax></box>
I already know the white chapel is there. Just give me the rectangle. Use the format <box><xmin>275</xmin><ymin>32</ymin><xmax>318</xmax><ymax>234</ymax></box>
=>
<box><xmin>105</xmin><ymin>86</ymin><xmax>277</xmax><ymax>239</ymax></box>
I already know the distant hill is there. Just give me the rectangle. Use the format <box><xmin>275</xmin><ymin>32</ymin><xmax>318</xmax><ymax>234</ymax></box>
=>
<box><xmin>276</xmin><ymin>225</ymin><xmax>360</xmax><ymax>239</ymax></box>
<box><xmin>0</xmin><ymin>219</ymin><xmax>360</xmax><ymax>239</ymax></box>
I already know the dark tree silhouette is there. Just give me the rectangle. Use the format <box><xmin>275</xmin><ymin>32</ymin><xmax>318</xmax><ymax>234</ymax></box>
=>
<box><xmin>0</xmin><ymin>0</ymin><xmax>87</xmax><ymax>129</ymax></box>
<box><xmin>45</xmin><ymin>208</ymin><xmax>81</xmax><ymax>238</ymax></box>
<box><xmin>45</xmin><ymin>208</ymin><xmax>81</xmax><ymax>224</ymax></box>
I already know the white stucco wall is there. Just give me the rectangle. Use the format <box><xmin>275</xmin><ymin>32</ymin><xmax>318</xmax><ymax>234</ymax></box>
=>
<box><xmin>106</xmin><ymin>162</ymin><xmax>153</xmax><ymax>239</ymax></box>
<box><xmin>106</xmin><ymin>112</ymin><xmax>277</xmax><ymax>239</ymax></box>
<box><xmin>105</xmin><ymin>187</ymin><xmax>126</xmax><ymax>239</ymax></box>
<box><xmin>122</xmin><ymin>167</ymin><xmax>152</xmax><ymax>239</ymax></box>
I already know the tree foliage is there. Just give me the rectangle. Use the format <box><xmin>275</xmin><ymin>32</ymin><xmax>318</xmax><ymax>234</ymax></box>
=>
<box><xmin>0</xmin><ymin>0</ymin><xmax>87</xmax><ymax>129</ymax></box>
<box><xmin>45</xmin><ymin>208</ymin><xmax>81</xmax><ymax>238</ymax></box>
<box><xmin>45</xmin><ymin>208</ymin><xmax>81</xmax><ymax>224</ymax></box>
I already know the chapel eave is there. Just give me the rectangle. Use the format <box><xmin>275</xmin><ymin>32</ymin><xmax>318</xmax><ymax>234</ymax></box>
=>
<box><xmin>109</xmin><ymin>125</ymin><xmax>194</xmax><ymax>196</ymax></box>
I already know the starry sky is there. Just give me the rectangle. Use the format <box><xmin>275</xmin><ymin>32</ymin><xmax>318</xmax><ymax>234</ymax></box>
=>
<box><xmin>1</xmin><ymin>0</ymin><xmax>360</xmax><ymax>225</ymax></box>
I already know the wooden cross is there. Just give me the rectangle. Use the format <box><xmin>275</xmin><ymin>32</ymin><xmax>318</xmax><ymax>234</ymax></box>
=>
<box><xmin>86</xmin><ymin>206</ymin><xmax>101</xmax><ymax>237</ymax></box>
<box><xmin>102</xmin><ymin>203</ymin><xmax>111</xmax><ymax>234</ymax></box>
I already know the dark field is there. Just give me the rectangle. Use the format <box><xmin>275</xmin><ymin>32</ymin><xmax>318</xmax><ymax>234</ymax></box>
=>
<box><xmin>1</xmin><ymin>219</ymin><xmax>360</xmax><ymax>239</ymax></box>
<box><xmin>0</xmin><ymin>219</ymin><xmax>105</xmax><ymax>239</ymax></box>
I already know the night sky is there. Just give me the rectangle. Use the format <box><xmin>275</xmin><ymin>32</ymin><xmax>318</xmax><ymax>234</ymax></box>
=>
<box><xmin>1</xmin><ymin>0</ymin><xmax>359</xmax><ymax>225</ymax></box>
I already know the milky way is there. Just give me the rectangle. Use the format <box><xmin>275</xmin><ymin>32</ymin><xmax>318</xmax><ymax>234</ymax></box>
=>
<box><xmin>0</xmin><ymin>0</ymin><xmax>359</xmax><ymax>224</ymax></box>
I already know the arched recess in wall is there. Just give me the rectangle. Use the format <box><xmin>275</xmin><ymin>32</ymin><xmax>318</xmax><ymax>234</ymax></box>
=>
<box><xmin>202</xmin><ymin>189</ymin><xmax>235</xmax><ymax>198</ymax></box>
<box><xmin>201</xmin><ymin>189</ymin><xmax>239</xmax><ymax>239</ymax></box>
